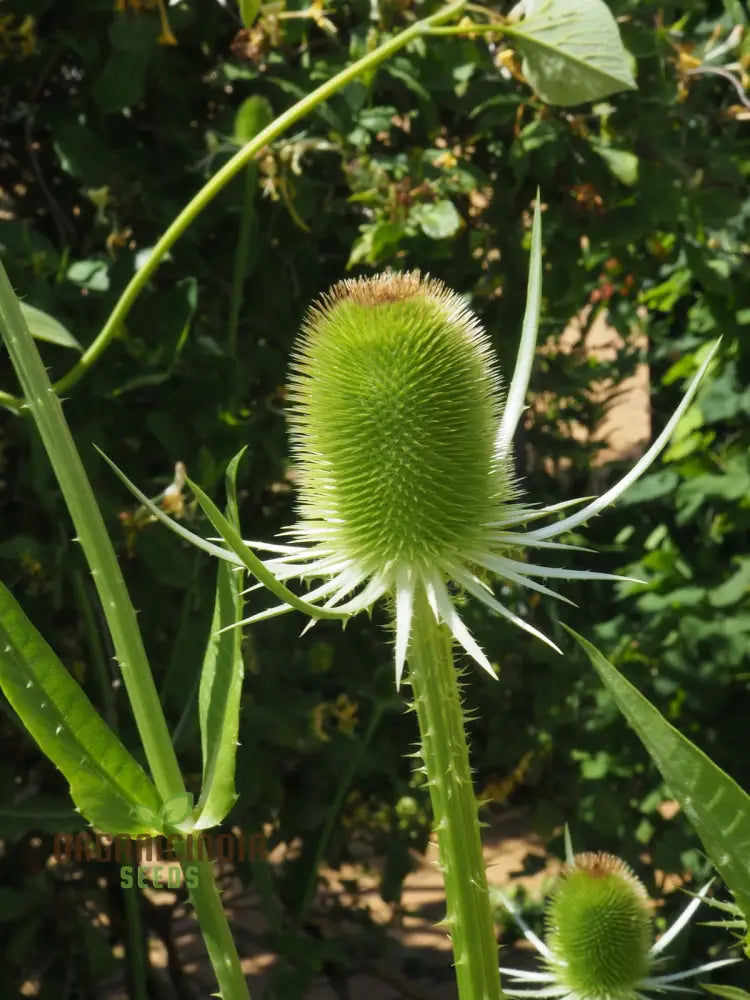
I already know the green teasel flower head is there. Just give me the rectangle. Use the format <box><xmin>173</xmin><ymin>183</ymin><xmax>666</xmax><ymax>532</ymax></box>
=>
<box><xmin>235</xmin><ymin>201</ymin><xmax>720</xmax><ymax>688</ymax></box>
<box><xmin>499</xmin><ymin>850</ymin><xmax>739</xmax><ymax>999</ymax></box>
<box><xmin>547</xmin><ymin>852</ymin><xmax>652</xmax><ymax>994</ymax></box>
<box><xmin>287</xmin><ymin>270</ymin><xmax>515</xmax><ymax>576</ymax></box>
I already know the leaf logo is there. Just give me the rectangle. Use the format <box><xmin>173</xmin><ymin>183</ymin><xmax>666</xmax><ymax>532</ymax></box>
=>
<box><xmin>160</xmin><ymin>792</ymin><xmax>194</xmax><ymax>826</ymax></box>
<box><xmin>134</xmin><ymin>803</ymin><xmax>159</xmax><ymax>827</ymax></box>
<box><xmin>133</xmin><ymin>792</ymin><xmax>194</xmax><ymax>831</ymax></box>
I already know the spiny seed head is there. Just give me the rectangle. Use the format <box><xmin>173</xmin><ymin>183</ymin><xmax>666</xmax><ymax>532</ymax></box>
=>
<box><xmin>547</xmin><ymin>851</ymin><xmax>652</xmax><ymax>997</ymax></box>
<box><xmin>287</xmin><ymin>271</ymin><xmax>515</xmax><ymax>575</ymax></box>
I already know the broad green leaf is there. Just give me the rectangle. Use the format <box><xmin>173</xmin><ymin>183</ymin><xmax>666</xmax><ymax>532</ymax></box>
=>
<box><xmin>194</xmin><ymin>450</ymin><xmax>245</xmax><ymax>830</ymax></box>
<box><xmin>347</xmin><ymin>219</ymin><xmax>406</xmax><ymax>268</ymax></box>
<box><xmin>0</xmin><ymin>582</ymin><xmax>161</xmax><ymax>836</ymax></box>
<box><xmin>709</xmin><ymin>558</ymin><xmax>750</xmax><ymax>609</ymax></box>
<box><xmin>67</xmin><ymin>259</ymin><xmax>110</xmax><ymax>292</ymax></box>
<box><xmin>94</xmin><ymin>48</ymin><xmax>151</xmax><ymax>113</ymax></box>
<box><xmin>238</xmin><ymin>0</ymin><xmax>261</xmax><ymax>29</ymax></box>
<box><xmin>514</xmin><ymin>117</ymin><xmax>560</xmax><ymax>153</ymax></box>
<box><xmin>617</xmin><ymin>470</ymin><xmax>679</xmax><ymax>506</ymax></box>
<box><xmin>19</xmin><ymin>303</ymin><xmax>81</xmax><ymax>351</ymax></box>
<box><xmin>0</xmin><ymin>220</ymin><xmax>57</xmax><ymax>263</ymax></box>
<box><xmin>410</xmin><ymin>200</ymin><xmax>462</xmax><ymax>240</ymax></box>
<box><xmin>51</xmin><ymin>121</ymin><xmax>121</xmax><ymax>188</ymax></box>
<box><xmin>591</xmin><ymin>141</ymin><xmax>639</xmax><ymax>186</ymax></box>
<box><xmin>234</xmin><ymin>95</ymin><xmax>273</xmax><ymax>144</ymax></box>
<box><xmin>0</xmin><ymin>795</ymin><xmax>81</xmax><ymax>839</ymax></box>
<box><xmin>703</xmin><ymin>987</ymin><xmax>750</xmax><ymax>1000</ymax></box>
<box><xmin>565</xmin><ymin>626</ymin><xmax>750</xmax><ymax>922</ymax></box>
<box><xmin>504</xmin><ymin>0</ymin><xmax>637</xmax><ymax>107</ymax></box>
<box><xmin>109</xmin><ymin>12</ymin><xmax>160</xmax><ymax>49</ymax></box>
<box><xmin>357</xmin><ymin>105</ymin><xmax>398</xmax><ymax>133</ymax></box>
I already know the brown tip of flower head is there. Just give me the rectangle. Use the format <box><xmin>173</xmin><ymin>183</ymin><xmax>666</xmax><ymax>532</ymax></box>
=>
<box><xmin>321</xmin><ymin>270</ymin><xmax>445</xmax><ymax>309</ymax></box>
<box><xmin>566</xmin><ymin>852</ymin><xmax>649</xmax><ymax>898</ymax></box>
<box><xmin>571</xmin><ymin>851</ymin><xmax>624</xmax><ymax>878</ymax></box>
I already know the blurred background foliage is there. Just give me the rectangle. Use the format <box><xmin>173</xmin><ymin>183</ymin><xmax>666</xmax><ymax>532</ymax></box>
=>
<box><xmin>0</xmin><ymin>0</ymin><xmax>748</xmax><ymax>996</ymax></box>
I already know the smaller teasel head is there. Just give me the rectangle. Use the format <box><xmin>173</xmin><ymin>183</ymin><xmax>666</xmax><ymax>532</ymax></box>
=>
<box><xmin>287</xmin><ymin>271</ymin><xmax>515</xmax><ymax>580</ymax></box>
<box><xmin>500</xmin><ymin>847</ymin><xmax>740</xmax><ymax>1000</ymax></box>
<box><xmin>547</xmin><ymin>852</ymin><xmax>652</xmax><ymax>997</ymax></box>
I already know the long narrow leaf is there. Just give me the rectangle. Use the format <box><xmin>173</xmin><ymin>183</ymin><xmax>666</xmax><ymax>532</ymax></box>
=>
<box><xmin>495</xmin><ymin>192</ymin><xmax>543</xmax><ymax>459</ymax></box>
<box><xmin>224</xmin><ymin>448</ymin><xmax>247</xmax><ymax>531</ymax></box>
<box><xmin>703</xmin><ymin>987</ymin><xmax>750</xmax><ymax>1000</ymax></box>
<box><xmin>194</xmin><ymin>452</ymin><xmax>246</xmax><ymax>830</ymax></box>
<box><xmin>186</xmin><ymin>474</ymin><xmax>349</xmax><ymax>623</ymax></box>
<box><xmin>96</xmin><ymin>448</ymin><xmax>245</xmax><ymax>567</ymax></box>
<box><xmin>19</xmin><ymin>302</ymin><xmax>82</xmax><ymax>351</ymax></box>
<box><xmin>98</xmin><ymin>448</ymin><xmax>348</xmax><ymax>623</ymax></box>
<box><xmin>194</xmin><ymin>560</ymin><xmax>243</xmax><ymax>830</ymax></box>
<box><xmin>565</xmin><ymin>625</ymin><xmax>750</xmax><ymax>922</ymax></box>
<box><xmin>0</xmin><ymin>582</ymin><xmax>161</xmax><ymax>835</ymax></box>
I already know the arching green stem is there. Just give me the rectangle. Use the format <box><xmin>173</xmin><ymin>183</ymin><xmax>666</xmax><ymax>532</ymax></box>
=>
<box><xmin>0</xmin><ymin>0</ymin><xmax>466</xmax><ymax>413</ymax></box>
<box><xmin>407</xmin><ymin>585</ymin><xmax>503</xmax><ymax>1000</ymax></box>
<box><xmin>50</xmin><ymin>0</ymin><xmax>464</xmax><ymax>399</ymax></box>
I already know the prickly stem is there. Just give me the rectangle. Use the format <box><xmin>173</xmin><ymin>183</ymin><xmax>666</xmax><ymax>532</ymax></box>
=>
<box><xmin>406</xmin><ymin>584</ymin><xmax>502</xmax><ymax>1000</ymax></box>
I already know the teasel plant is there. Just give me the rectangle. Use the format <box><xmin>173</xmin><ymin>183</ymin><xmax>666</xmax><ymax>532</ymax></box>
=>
<box><xmin>497</xmin><ymin>837</ymin><xmax>740</xmax><ymax>1000</ymax></box>
<box><xmin>107</xmin><ymin>198</ymin><xmax>721</xmax><ymax>1000</ymax></box>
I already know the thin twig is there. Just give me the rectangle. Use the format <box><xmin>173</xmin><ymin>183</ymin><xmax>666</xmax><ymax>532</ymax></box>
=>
<box><xmin>686</xmin><ymin>64</ymin><xmax>750</xmax><ymax>109</ymax></box>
